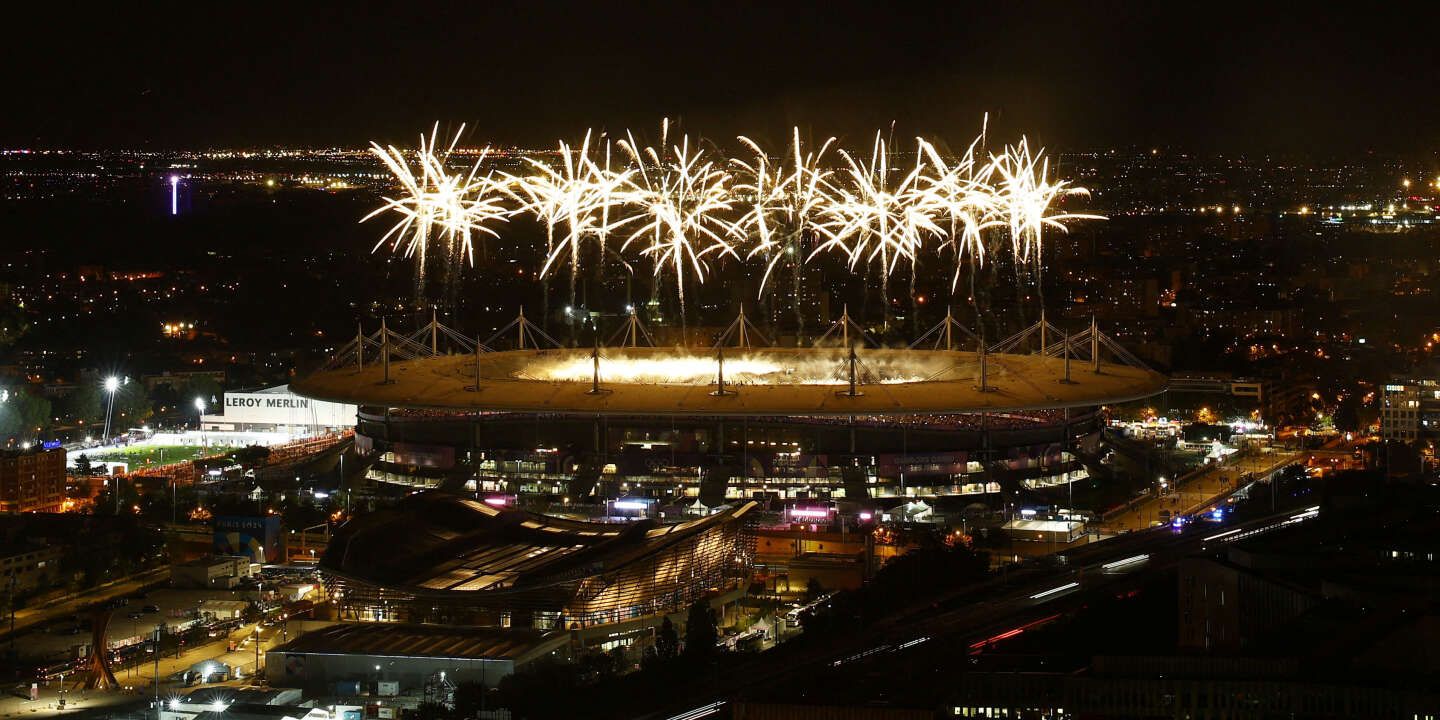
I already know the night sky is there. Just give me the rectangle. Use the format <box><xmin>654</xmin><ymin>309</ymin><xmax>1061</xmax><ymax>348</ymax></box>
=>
<box><xmin>7</xmin><ymin>2</ymin><xmax>1439</xmax><ymax>152</ymax></box>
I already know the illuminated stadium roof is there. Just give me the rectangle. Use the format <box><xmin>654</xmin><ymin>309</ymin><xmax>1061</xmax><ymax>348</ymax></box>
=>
<box><xmin>293</xmin><ymin>346</ymin><xmax>1166</xmax><ymax>417</ymax></box>
<box><xmin>321</xmin><ymin>492</ymin><xmax>756</xmax><ymax>625</ymax></box>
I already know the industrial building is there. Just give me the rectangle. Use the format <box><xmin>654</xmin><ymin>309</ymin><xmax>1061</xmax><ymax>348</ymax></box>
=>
<box><xmin>266</xmin><ymin>622</ymin><xmax>568</xmax><ymax>694</ymax></box>
<box><xmin>171</xmin><ymin>555</ymin><xmax>255</xmax><ymax>589</ymax></box>
<box><xmin>201</xmin><ymin>385</ymin><xmax>356</xmax><ymax>435</ymax></box>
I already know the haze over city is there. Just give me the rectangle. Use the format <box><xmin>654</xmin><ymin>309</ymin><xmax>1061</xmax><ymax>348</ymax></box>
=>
<box><xmin>1</xmin><ymin>4</ymin><xmax>1438</xmax><ymax>720</ymax></box>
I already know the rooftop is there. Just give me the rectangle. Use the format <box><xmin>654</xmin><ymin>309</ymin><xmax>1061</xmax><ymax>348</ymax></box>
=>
<box><xmin>322</xmin><ymin>492</ymin><xmax>755</xmax><ymax>595</ymax></box>
<box><xmin>270</xmin><ymin>621</ymin><xmax>561</xmax><ymax>661</ymax></box>
<box><xmin>293</xmin><ymin>347</ymin><xmax>1166</xmax><ymax>417</ymax></box>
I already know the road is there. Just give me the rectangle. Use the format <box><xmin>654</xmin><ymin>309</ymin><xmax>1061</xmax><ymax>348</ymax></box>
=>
<box><xmin>3</xmin><ymin>569</ymin><xmax>169</xmax><ymax>640</ymax></box>
<box><xmin>0</xmin><ymin>621</ymin><xmax>287</xmax><ymax>720</ymax></box>
<box><xmin>120</xmin><ymin>620</ymin><xmax>286</xmax><ymax>686</ymax></box>
<box><xmin>1104</xmin><ymin>450</ymin><xmax>1300</xmax><ymax>532</ymax></box>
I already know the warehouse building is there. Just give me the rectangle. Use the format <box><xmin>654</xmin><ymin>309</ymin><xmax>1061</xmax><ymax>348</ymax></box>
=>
<box><xmin>265</xmin><ymin>623</ymin><xmax>569</xmax><ymax>694</ymax></box>
<box><xmin>201</xmin><ymin>385</ymin><xmax>356</xmax><ymax>435</ymax></box>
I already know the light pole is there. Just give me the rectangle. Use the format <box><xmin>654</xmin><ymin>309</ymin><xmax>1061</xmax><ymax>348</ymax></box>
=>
<box><xmin>153</xmin><ymin>623</ymin><xmax>162</xmax><ymax>713</ymax></box>
<box><xmin>1156</xmin><ymin>476</ymin><xmax>1167</xmax><ymax>525</ymax></box>
<box><xmin>102</xmin><ymin>376</ymin><xmax>120</xmax><ymax>444</ymax></box>
<box><xmin>195</xmin><ymin>398</ymin><xmax>208</xmax><ymax>452</ymax></box>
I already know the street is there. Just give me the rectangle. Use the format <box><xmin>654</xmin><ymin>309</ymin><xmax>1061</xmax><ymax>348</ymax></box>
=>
<box><xmin>1104</xmin><ymin>449</ymin><xmax>1300</xmax><ymax>532</ymax></box>
<box><xmin>0</xmin><ymin>621</ymin><xmax>285</xmax><ymax>720</ymax></box>
<box><xmin>4</xmin><ymin>570</ymin><xmax>169</xmax><ymax>641</ymax></box>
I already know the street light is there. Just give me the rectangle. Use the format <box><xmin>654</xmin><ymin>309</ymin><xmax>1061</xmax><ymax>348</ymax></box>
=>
<box><xmin>195</xmin><ymin>397</ymin><xmax>208</xmax><ymax>451</ymax></box>
<box><xmin>102</xmin><ymin>376</ymin><xmax>120</xmax><ymax>443</ymax></box>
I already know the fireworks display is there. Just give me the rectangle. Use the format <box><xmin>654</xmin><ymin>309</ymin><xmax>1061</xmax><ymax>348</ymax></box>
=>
<box><xmin>525</xmin><ymin>349</ymin><xmax>951</xmax><ymax>385</ymax></box>
<box><xmin>362</xmin><ymin>123</ymin><xmax>512</xmax><ymax>291</ymax></box>
<box><xmin>732</xmin><ymin>128</ymin><xmax>836</xmax><ymax>297</ymax></box>
<box><xmin>364</xmin><ymin>119</ymin><xmax>1100</xmax><ymax>315</ymax></box>
<box><xmin>504</xmin><ymin>130</ymin><xmax>633</xmax><ymax>309</ymax></box>
<box><xmin>811</xmin><ymin>131</ymin><xmax>942</xmax><ymax>311</ymax></box>
<box><xmin>615</xmin><ymin>120</ymin><xmax>742</xmax><ymax>325</ymax></box>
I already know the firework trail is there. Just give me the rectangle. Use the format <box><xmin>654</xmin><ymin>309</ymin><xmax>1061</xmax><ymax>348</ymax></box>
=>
<box><xmin>362</xmin><ymin>123</ymin><xmax>511</xmax><ymax>294</ymax></box>
<box><xmin>615</xmin><ymin>119</ymin><xmax>742</xmax><ymax>333</ymax></box>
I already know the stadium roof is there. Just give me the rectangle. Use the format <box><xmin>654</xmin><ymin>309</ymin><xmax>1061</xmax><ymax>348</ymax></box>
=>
<box><xmin>293</xmin><ymin>347</ymin><xmax>1167</xmax><ymax>417</ymax></box>
<box><xmin>321</xmin><ymin>492</ymin><xmax>756</xmax><ymax>596</ymax></box>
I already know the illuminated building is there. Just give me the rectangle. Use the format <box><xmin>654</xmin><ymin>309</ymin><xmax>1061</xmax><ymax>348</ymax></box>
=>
<box><xmin>320</xmin><ymin>492</ymin><xmax>756</xmax><ymax>645</ymax></box>
<box><xmin>0</xmin><ymin>446</ymin><xmax>66</xmax><ymax>513</ymax></box>
<box><xmin>1379</xmin><ymin>377</ymin><xmax>1440</xmax><ymax>444</ymax></box>
<box><xmin>292</xmin><ymin>317</ymin><xmax>1166</xmax><ymax>505</ymax></box>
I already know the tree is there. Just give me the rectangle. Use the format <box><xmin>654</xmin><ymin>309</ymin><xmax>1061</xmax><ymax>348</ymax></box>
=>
<box><xmin>411</xmin><ymin>702</ymin><xmax>450</xmax><ymax>720</ymax></box>
<box><xmin>494</xmin><ymin>658</ymin><xmax>584</xmax><ymax>718</ymax></box>
<box><xmin>74</xmin><ymin>453</ymin><xmax>93</xmax><ymax>476</ymax></box>
<box><xmin>655</xmin><ymin>616</ymin><xmax>679</xmax><ymax>660</ymax></box>
<box><xmin>65</xmin><ymin>384</ymin><xmax>103</xmax><ymax>425</ymax></box>
<box><xmin>113</xmin><ymin>384</ymin><xmax>153</xmax><ymax>427</ymax></box>
<box><xmin>805</xmin><ymin>577</ymin><xmax>824</xmax><ymax>602</ymax></box>
<box><xmin>0</xmin><ymin>284</ymin><xmax>29</xmax><ymax>349</ymax></box>
<box><xmin>183</xmin><ymin>376</ymin><xmax>223</xmax><ymax>408</ymax></box>
<box><xmin>232</xmin><ymin>445</ymin><xmax>271</xmax><ymax>468</ymax></box>
<box><xmin>683</xmin><ymin>600</ymin><xmax>717</xmax><ymax>659</ymax></box>
<box><xmin>0</xmin><ymin>389</ymin><xmax>50</xmax><ymax>440</ymax></box>
<box><xmin>451</xmin><ymin>682</ymin><xmax>488</xmax><ymax>719</ymax></box>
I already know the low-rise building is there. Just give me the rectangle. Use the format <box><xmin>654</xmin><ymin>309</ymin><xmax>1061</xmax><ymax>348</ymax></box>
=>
<box><xmin>197</xmin><ymin>598</ymin><xmax>251</xmax><ymax>621</ymax></box>
<box><xmin>201</xmin><ymin>385</ymin><xmax>355</xmax><ymax>435</ymax></box>
<box><xmin>0</xmin><ymin>543</ymin><xmax>63</xmax><ymax>593</ymax></box>
<box><xmin>265</xmin><ymin>622</ymin><xmax>569</xmax><ymax>694</ymax></box>
<box><xmin>162</xmin><ymin>687</ymin><xmax>307</xmax><ymax>720</ymax></box>
<box><xmin>172</xmin><ymin>555</ymin><xmax>254</xmax><ymax>589</ymax></box>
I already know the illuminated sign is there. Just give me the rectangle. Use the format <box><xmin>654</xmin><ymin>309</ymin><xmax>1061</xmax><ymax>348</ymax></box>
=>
<box><xmin>612</xmin><ymin>499</ymin><xmax>654</xmax><ymax>510</ymax></box>
<box><xmin>212</xmin><ymin>387</ymin><xmax>356</xmax><ymax>428</ymax></box>
<box><xmin>788</xmin><ymin>507</ymin><xmax>832</xmax><ymax>519</ymax></box>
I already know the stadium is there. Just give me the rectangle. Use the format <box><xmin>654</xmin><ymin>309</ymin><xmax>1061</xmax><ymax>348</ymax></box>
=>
<box><xmin>292</xmin><ymin>312</ymin><xmax>1167</xmax><ymax>507</ymax></box>
<box><xmin>290</xmin><ymin>120</ymin><xmax>1169</xmax><ymax>640</ymax></box>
